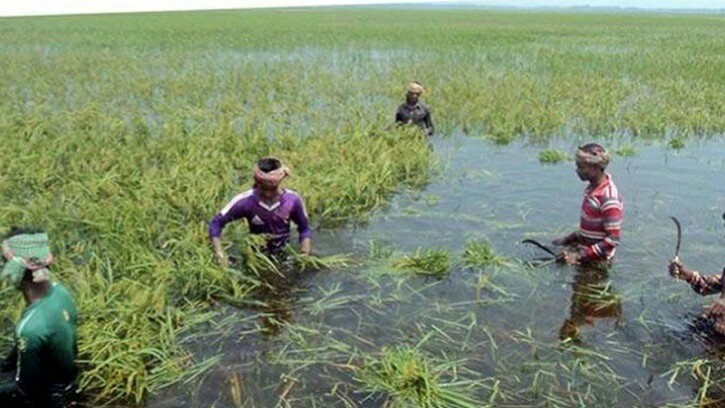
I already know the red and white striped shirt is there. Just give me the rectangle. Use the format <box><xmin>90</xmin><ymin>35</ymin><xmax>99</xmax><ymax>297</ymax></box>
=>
<box><xmin>568</xmin><ymin>174</ymin><xmax>624</xmax><ymax>262</ymax></box>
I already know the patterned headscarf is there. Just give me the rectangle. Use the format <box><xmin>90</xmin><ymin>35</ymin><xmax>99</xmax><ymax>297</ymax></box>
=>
<box><xmin>575</xmin><ymin>143</ymin><xmax>611</xmax><ymax>169</ymax></box>
<box><xmin>253</xmin><ymin>158</ymin><xmax>290</xmax><ymax>189</ymax></box>
<box><xmin>407</xmin><ymin>81</ymin><xmax>425</xmax><ymax>95</ymax></box>
<box><xmin>1</xmin><ymin>233</ymin><xmax>54</xmax><ymax>288</ymax></box>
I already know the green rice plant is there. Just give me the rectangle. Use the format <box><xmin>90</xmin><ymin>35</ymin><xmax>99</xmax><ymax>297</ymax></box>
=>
<box><xmin>0</xmin><ymin>110</ymin><xmax>434</xmax><ymax>405</ymax></box>
<box><xmin>369</xmin><ymin>239</ymin><xmax>395</xmax><ymax>260</ymax></box>
<box><xmin>0</xmin><ymin>7</ymin><xmax>723</xmax><ymax>406</ymax></box>
<box><xmin>286</xmin><ymin>250</ymin><xmax>355</xmax><ymax>272</ymax></box>
<box><xmin>462</xmin><ymin>239</ymin><xmax>507</xmax><ymax>269</ymax></box>
<box><xmin>356</xmin><ymin>346</ymin><xmax>482</xmax><ymax>408</ymax></box>
<box><xmin>668</xmin><ymin>138</ymin><xmax>686</xmax><ymax>150</ymax></box>
<box><xmin>614</xmin><ymin>144</ymin><xmax>638</xmax><ymax>157</ymax></box>
<box><xmin>538</xmin><ymin>149</ymin><xmax>569</xmax><ymax>164</ymax></box>
<box><xmin>393</xmin><ymin>248</ymin><xmax>451</xmax><ymax>277</ymax></box>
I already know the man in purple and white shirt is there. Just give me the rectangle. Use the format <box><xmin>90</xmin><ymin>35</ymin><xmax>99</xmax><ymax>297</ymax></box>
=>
<box><xmin>209</xmin><ymin>157</ymin><xmax>312</xmax><ymax>267</ymax></box>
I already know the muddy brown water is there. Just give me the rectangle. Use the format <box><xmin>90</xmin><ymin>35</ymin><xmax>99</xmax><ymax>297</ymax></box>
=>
<box><xmin>149</xmin><ymin>134</ymin><xmax>724</xmax><ymax>407</ymax></box>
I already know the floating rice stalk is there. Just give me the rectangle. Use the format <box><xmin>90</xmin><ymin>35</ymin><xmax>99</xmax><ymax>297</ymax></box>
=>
<box><xmin>614</xmin><ymin>144</ymin><xmax>637</xmax><ymax>157</ymax></box>
<box><xmin>538</xmin><ymin>149</ymin><xmax>569</xmax><ymax>164</ymax></box>
<box><xmin>392</xmin><ymin>248</ymin><xmax>451</xmax><ymax>277</ymax></box>
<box><xmin>355</xmin><ymin>346</ymin><xmax>484</xmax><ymax>408</ymax></box>
<box><xmin>462</xmin><ymin>239</ymin><xmax>508</xmax><ymax>270</ymax></box>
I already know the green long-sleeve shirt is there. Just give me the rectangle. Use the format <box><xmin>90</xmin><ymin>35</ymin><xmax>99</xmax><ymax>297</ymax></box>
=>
<box><xmin>14</xmin><ymin>282</ymin><xmax>78</xmax><ymax>397</ymax></box>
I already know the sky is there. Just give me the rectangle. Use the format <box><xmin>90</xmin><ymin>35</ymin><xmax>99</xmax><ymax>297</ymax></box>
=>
<box><xmin>0</xmin><ymin>0</ymin><xmax>722</xmax><ymax>17</ymax></box>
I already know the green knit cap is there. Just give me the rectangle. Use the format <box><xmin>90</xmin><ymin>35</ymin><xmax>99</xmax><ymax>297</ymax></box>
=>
<box><xmin>1</xmin><ymin>233</ymin><xmax>53</xmax><ymax>288</ymax></box>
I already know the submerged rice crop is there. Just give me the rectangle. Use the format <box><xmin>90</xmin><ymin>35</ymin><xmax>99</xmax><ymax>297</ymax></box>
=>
<box><xmin>0</xmin><ymin>7</ymin><xmax>723</xmax><ymax>407</ymax></box>
<box><xmin>356</xmin><ymin>346</ymin><xmax>483</xmax><ymax>408</ymax></box>
<box><xmin>462</xmin><ymin>239</ymin><xmax>507</xmax><ymax>269</ymax></box>
<box><xmin>537</xmin><ymin>149</ymin><xmax>569</xmax><ymax>164</ymax></box>
<box><xmin>393</xmin><ymin>248</ymin><xmax>451</xmax><ymax>277</ymax></box>
<box><xmin>669</xmin><ymin>138</ymin><xmax>686</xmax><ymax>150</ymax></box>
<box><xmin>0</xmin><ymin>121</ymin><xmax>434</xmax><ymax>404</ymax></box>
<box><xmin>614</xmin><ymin>144</ymin><xmax>638</xmax><ymax>157</ymax></box>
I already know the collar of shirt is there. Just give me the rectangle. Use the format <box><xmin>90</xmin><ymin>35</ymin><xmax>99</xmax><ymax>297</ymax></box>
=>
<box><xmin>585</xmin><ymin>173</ymin><xmax>612</xmax><ymax>196</ymax></box>
<box><xmin>253</xmin><ymin>188</ymin><xmax>288</xmax><ymax>212</ymax></box>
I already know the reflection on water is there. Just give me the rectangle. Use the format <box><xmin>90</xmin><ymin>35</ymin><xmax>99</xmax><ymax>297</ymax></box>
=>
<box><xmin>149</xmin><ymin>134</ymin><xmax>725</xmax><ymax>407</ymax></box>
<box><xmin>560</xmin><ymin>265</ymin><xmax>623</xmax><ymax>343</ymax></box>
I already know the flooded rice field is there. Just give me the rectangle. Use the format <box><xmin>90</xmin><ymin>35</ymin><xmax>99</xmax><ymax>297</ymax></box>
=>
<box><xmin>150</xmin><ymin>135</ymin><xmax>724</xmax><ymax>407</ymax></box>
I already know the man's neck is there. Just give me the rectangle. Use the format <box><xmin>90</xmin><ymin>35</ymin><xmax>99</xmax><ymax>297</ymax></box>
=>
<box><xmin>589</xmin><ymin>173</ymin><xmax>606</xmax><ymax>189</ymax></box>
<box><xmin>260</xmin><ymin>188</ymin><xmax>282</xmax><ymax>205</ymax></box>
<box><xmin>23</xmin><ymin>282</ymin><xmax>51</xmax><ymax>305</ymax></box>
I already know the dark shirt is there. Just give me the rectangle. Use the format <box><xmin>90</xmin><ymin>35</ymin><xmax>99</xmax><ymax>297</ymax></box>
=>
<box><xmin>395</xmin><ymin>102</ymin><xmax>434</xmax><ymax>136</ymax></box>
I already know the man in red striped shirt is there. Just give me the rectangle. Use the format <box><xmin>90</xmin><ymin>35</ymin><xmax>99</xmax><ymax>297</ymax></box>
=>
<box><xmin>553</xmin><ymin>143</ymin><xmax>624</xmax><ymax>265</ymax></box>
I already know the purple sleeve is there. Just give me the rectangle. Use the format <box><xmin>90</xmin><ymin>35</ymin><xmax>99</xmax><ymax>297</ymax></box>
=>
<box><xmin>291</xmin><ymin>196</ymin><xmax>312</xmax><ymax>242</ymax></box>
<box><xmin>208</xmin><ymin>198</ymin><xmax>249</xmax><ymax>240</ymax></box>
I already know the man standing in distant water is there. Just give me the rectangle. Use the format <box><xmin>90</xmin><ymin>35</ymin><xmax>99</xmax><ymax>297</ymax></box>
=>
<box><xmin>553</xmin><ymin>143</ymin><xmax>624</xmax><ymax>265</ymax></box>
<box><xmin>0</xmin><ymin>229</ymin><xmax>79</xmax><ymax>408</ymax></box>
<box><xmin>209</xmin><ymin>157</ymin><xmax>312</xmax><ymax>267</ymax></box>
<box><xmin>395</xmin><ymin>81</ymin><xmax>434</xmax><ymax>136</ymax></box>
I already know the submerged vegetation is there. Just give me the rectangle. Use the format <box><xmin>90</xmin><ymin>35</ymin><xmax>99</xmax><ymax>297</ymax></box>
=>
<box><xmin>0</xmin><ymin>7</ymin><xmax>722</xmax><ymax>407</ymax></box>
<box><xmin>538</xmin><ymin>149</ymin><xmax>569</xmax><ymax>164</ymax></box>
<box><xmin>393</xmin><ymin>248</ymin><xmax>452</xmax><ymax>277</ymax></box>
<box><xmin>462</xmin><ymin>239</ymin><xmax>507</xmax><ymax>269</ymax></box>
<box><xmin>0</xmin><ymin>124</ymin><xmax>433</xmax><ymax>403</ymax></box>
<box><xmin>357</xmin><ymin>346</ymin><xmax>482</xmax><ymax>408</ymax></box>
<box><xmin>614</xmin><ymin>144</ymin><xmax>638</xmax><ymax>157</ymax></box>
<box><xmin>669</xmin><ymin>138</ymin><xmax>686</xmax><ymax>150</ymax></box>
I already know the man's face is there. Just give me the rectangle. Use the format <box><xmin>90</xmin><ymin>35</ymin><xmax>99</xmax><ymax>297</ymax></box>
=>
<box><xmin>259</xmin><ymin>183</ymin><xmax>279</xmax><ymax>199</ymax></box>
<box><xmin>575</xmin><ymin>161</ymin><xmax>598</xmax><ymax>181</ymax></box>
<box><xmin>407</xmin><ymin>91</ymin><xmax>420</xmax><ymax>104</ymax></box>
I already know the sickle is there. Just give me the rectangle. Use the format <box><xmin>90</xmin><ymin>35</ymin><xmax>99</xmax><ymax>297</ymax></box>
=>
<box><xmin>521</xmin><ymin>239</ymin><xmax>557</xmax><ymax>258</ymax></box>
<box><xmin>670</xmin><ymin>216</ymin><xmax>682</xmax><ymax>260</ymax></box>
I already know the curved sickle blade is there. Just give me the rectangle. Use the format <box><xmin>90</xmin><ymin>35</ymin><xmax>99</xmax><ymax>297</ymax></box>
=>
<box><xmin>670</xmin><ymin>216</ymin><xmax>682</xmax><ymax>259</ymax></box>
<box><xmin>521</xmin><ymin>239</ymin><xmax>557</xmax><ymax>258</ymax></box>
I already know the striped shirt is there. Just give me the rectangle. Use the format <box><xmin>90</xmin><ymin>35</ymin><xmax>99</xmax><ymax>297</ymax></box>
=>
<box><xmin>568</xmin><ymin>174</ymin><xmax>624</xmax><ymax>262</ymax></box>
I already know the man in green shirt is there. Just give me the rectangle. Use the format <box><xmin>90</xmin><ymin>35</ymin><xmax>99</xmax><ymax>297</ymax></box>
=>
<box><xmin>0</xmin><ymin>229</ymin><xmax>78</xmax><ymax>408</ymax></box>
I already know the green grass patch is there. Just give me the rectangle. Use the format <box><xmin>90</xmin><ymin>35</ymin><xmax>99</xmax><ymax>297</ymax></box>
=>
<box><xmin>393</xmin><ymin>248</ymin><xmax>451</xmax><ymax>277</ymax></box>
<box><xmin>0</xmin><ymin>127</ymin><xmax>433</xmax><ymax>404</ymax></box>
<box><xmin>614</xmin><ymin>144</ymin><xmax>638</xmax><ymax>157</ymax></box>
<box><xmin>538</xmin><ymin>149</ymin><xmax>569</xmax><ymax>164</ymax></box>
<box><xmin>462</xmin><ymin>239</ymin><xmax>507</xmax><ymax>269</ymax></box>
<box><xmin>0</xmin><ymin>7</ymin><xmax>723</xmax><ymax>406</ymax></box>
<box><xmin>356</xmin><ymin>346</ymin><xmax>482</xmax><ymax>408</ymax></box>
<box><xmin>668</xmin><ymin>138</ymin><xmax>686</xmax><ymax>150</ymax></box>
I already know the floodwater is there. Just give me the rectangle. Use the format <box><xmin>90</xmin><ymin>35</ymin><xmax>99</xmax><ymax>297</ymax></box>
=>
<box><xmin>149</xmin><ymin>134</ymin><xmax>724</xmax><ymax>407</ymax></box>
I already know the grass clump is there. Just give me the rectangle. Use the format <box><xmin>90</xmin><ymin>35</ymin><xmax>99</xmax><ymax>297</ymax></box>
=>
<box><xmin>357</xmin><ymin>346</ymin><xmax>481</xmax><ymax>408</ymax></box>
<box><xmin>462</xmin><ymin>239</ymin><xmax>507</xmax><ymax>269</ymax></box>
<box><xmin>614</xmin><ymin>144</ymin><xmax>638</xmax><ymax>157</ymax></box>
<box><xmin>393</xmin><ymin>248</ymin><xmax>451</xmax><ymax>277</ymax></box>
<box><xmin>668</xmin><ymin>138</ymin><xmax>686</xmax><ymax>150</ymax></box>
<box><xmin>538</xmin><ymin>149</ymin><xmax>569</xmax><ymax>164</ymax></box>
